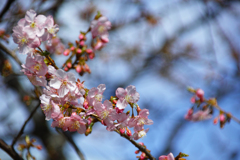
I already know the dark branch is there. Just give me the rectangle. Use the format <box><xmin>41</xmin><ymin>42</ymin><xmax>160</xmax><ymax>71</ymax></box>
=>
<box><xmin>0</xmin><ymin>139</ymin><xmax>23</xmax><ymax>160</ymax></box>
<box><xmin>11</xmin><ymin>102</ymin><xmax>40</xmax><ymax>149</ymax></box>
<box><xmin>0</xmin><ymin>0</ymin><xmax>15</xmax><ymax>20</ymax></box>
<box><xmin>56</xmin><ymin>129</ymin><xmax>86</xmax><ymax>160</ymax></box>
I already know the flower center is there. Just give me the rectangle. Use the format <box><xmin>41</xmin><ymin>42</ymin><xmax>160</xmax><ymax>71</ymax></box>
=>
<box><xmin>62</xmin><ymin>80</ymin><xmax>68</xmax><ymax>86</ymax></box>
<box><xmin>30</xmin><ymin>22</ymin><xmax>36</xmax><ymax>28</ymax></box>
<box><xmin>59</xmin><ymin>118</ymin><xmax>65</xmax><ymax>127</ymax></box>
<box><xmin>20</xmin><ymin>37</ymin><xmax>27</xmax><ymax>45</ymax></box>
<box><xmin>138</xmin><ymin>130</ymin><xmax>147</xmax><ymax>139</ymax></box>
<box><xmin>95</xmin><ymin>94</ymin><xmax>103</xmax><ymax>101</ymax></box>
<box><xmin>72</xmin><ymin>121</ymin><xmax>80</xmax><ymax>129</ymax></box>
<box><xmin>125</xmin><ymin>95</ymin><xmax>132</xmax><ymax>103</ymax></box>
<box><xmin>42</xmin><ymin>104</ymin><xmax>52</xmax><ymax>112</ymax></box>
<box><xmin>98</xmin><ymin>25</ymin><xmax>106</xmax><ymax>34</ymax></box>
<box><xmin>101</xmin><ymin>110</ymin><xmax>109</xmax><ymax>119</ymax></box>
<box><xmin>48</xmin><ymin>28</ymin><xmax>55</xmax><ymax>34</ymax></box>
<box><xmin>34</xmin><ymin>63</ymin><xmax>41</xmax><ymax>71</ymax></box>
<box><xmin>138</xmin><ymin>118</ymin><xmax>145</xmax><ymax>125</ymax></box>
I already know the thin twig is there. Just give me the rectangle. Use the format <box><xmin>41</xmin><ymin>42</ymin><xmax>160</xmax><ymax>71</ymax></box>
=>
<box><xmin>115</xmin><ymin>130</ymin><xmax>156</xmax><ymax>160</ymax></box>
<box><xmin>11</xmin><ymin>102</ymin><xmax>40</xmax><ymax>149</ymax></box>
<box><xmin>38</xmin><ymin>47</ymin><xmax>59</xmax><ymax>69</ymax></box>
<box><xmin>0</xmin><ymin>42</ymin><xmax>22</xmax><ymax>66</ymax></box>
<box><xmin>0</xmin><ymin>139</ymin><xmax>23</xmax><ymax>160</ymax></box>
<box><xmin>56</xmin><ymin>129</ymin><xmax>85</xmax><ymax>160</ymax></box>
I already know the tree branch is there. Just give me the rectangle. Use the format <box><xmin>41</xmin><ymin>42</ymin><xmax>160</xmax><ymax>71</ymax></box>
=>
<box><xmin>11</xmin><ymin>102</ymin><xmax>40</xmax><ymax>149</ymax></box>
<box><xmin>56</xmin><ymin>129</ymin><xmax>86</xmax><ymax>160</ymax></box>
<box><xmin>0</xmin><ymin>42</ymin><xmax>22</xmax><ymax>66</ymax></box>
<box><xmin>0</xmin><ymin>139</ymin><xmax>23</xmax><ymax>160</ymax></box>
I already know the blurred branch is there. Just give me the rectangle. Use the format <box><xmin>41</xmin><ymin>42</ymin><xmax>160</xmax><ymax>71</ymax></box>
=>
<box><xmin>0</xmin><ymin>139</ymin><xmax>23</xmax><ymax>160</ymax></box>
<box><xmin>56</xmin><ymin>129</ymin><xmax>85</xmax><ymax>160</ymax></box>
<box><xmin>0</xmin><ymin>0</ymin><xmax>15</xmax><ymax>20</ymax></box>
<box><xmin>11</xmin><ymin>101</ymin><xmax>40</xmax><ymax>149</ymax></box>
<box><xmin>0</xmin><ymin>42</ymin><xmax>22</xmax><ymax>66</ymax></box>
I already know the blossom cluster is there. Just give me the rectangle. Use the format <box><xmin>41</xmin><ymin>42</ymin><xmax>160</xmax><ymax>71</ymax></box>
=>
<box><xmin>12</xmin><ymin>9</ymin><xmax>59</xmax><ymax>55</ymax></box>
<box><xmin>14</xmin><ymin>10</ymin><xmax>153</xmax><ymax>140</ymax></box>
<box><xmin>185</xmin><ymin>87</ymin><xmax>231</xmax><ymax>128</ymax></box>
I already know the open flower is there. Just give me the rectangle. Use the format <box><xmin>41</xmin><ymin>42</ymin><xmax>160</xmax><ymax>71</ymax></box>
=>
<box><xmin>116</xmin><ymin>85</ymin><xmax>140</xmax><ymax>109</ymax></box>
<box><xmin>185</xmin><ymin>109</ymin><xmax>212</xmax><ymax>122</ymax></box>
<box><xmin>159</xmin><ymin>153</ymin><xmax>175</xmax><ymax>160</ymax></box>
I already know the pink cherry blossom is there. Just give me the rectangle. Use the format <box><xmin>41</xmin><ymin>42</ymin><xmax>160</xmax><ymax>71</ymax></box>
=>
<box><xmin>128</xmin><ymin>109</ymin><xmax>153</xmax><ymax>132</ymax></box>
<box><xmin>12</xmin><ymin>25</ymin><xmax>40</xmax><ymax>54</ymax></box>
<box><xmin>185</xmin><ymin>109</ymin><xmax>212</xmax><ymax>122</ymax></box>
<box><xmin>158</xmin><ymin>153</ymin><xmax>175</xmax><ymax>160</ymax></box>
<box><xmin>132</xmin><ymin>128</ymin><xmax>149</xmax><ymax>140</ymax></box>
<box><xmin>116</xmin><ymin>85</ymin><xmax>140</xmax><ymax>109</ymax></box>
<box><xmin>51</xmin><ymin>114</ymin><xmax>70</xmax><ymax>131</ymax></box>
<box><xmin>87</xmin><ymin>84</ymin><xmax>106</xmax><ymax>106</ymax></box>
<box><xmin>21</xmin><ymin>54</ymin><xmax>48</xmax><ymax>86</ymax></box>
<box><xmin>40</xmin><ymin>94</ymin><xmax>61</xmax><ymax>121</ymax></box>
<box><xmin>66</xmin><ymin>112</ymin><xmax>87</xmax><ymax>134</ymax></box>
<box><xmin>22</xmin><ymin>10</ymin><xmax>46</xmax><ymax>37</ymax></box>
<box><xmin>94</xmin><ymin>100</ymin><xmax>118</xmax><ymax>131</ymax></box>
<box><xmin>49</xmin><ymin>69</ymin><xmax>77</xmax><ymax>97</ymax></box>
<box><xmin>40</xmin><ymin>15</ymin><xmax>59</xmax><ymax>44</ymax></box>
<box><xmin>90</xmin><ymin>16</ymin><xmax>111</xmax><ymax>42</ymax></box>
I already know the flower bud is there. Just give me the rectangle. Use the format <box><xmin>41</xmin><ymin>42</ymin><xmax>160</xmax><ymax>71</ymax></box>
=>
<box><xmin>76</xmin><ymin>65</ymin><xmax>82</xmax><ymax>73</ymax></box>
<box><xmin>70</xmin><ymin>46</ymin><xmax>75</xmax><ymax>51</ymax></box>
<box><xmin>119</xmin><ymin>128</ymin><xmax>125</xmax><ymax>134</ymax></box>
<box><xmin>126</xmin><ymin>128</ymin><xmax>132</xmax><ymax>137</ymax></box>
<box><xmin>213</xmin><ymin>117</ymin><xmax>218</xmax><ymax>124</ymax></box>
<box><xmin>36</xmin><ymin>145</ymin><xmax>42</xmax><ymax>150</ymax></box>
<box><xmin>77</xmin><ymin>48</ymin><xmax>82</xmax><ymax>54</ymax></box>
<box><xmin>79</xmin><ymin>40</ymin><xmax>85</xmax><ymax>46</ymax></box>
<box><xmin>63</xmin><ymin>49</ymin><xmax>70</xmax><ymax>56</ymax></box>
<box><xmin>67</xmin><ymin>62</ymin><xmax>72</xmax><ymax>68</ymax></box>
<box><xmin>140</xmin><ymin>152</ymin><xmax>146</xmax><ymax>160</ymax></box>
<box><xmin>64</xmin><ymin>66</ymin><xmax>69</xmax><ymax>71</ymax></box>
<box><xmin>79</xmin><ymin>34</ymin><xmax>84</xmax><ymax>40</ymax></box>
<box><xmin>220</xmin><ymin>114</ymin><xmax>225</xmax><ymax>122</ymax></box>
<box><xmin>86</xmin><ymin>49</ymin><xmax>93</xmax><ymax>54</ymax></box>
<box><xmin>135</xmin><ymin>150</ymin><xmax>140</xmax><ymax>154</ymax></box>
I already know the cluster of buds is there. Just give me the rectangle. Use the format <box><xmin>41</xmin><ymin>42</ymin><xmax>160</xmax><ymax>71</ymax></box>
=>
<box><xmin>61</xmin><ymin>12</ymin><xmax>111</xmax><ymax>76</ymax></box>
<box><xmin>135</xmin><ymin>142</ymin><xmax>152</xmax><ymax>160</ymax></box>
<box><xmin>185</xmin><ymin>87</ymin><xmax>232</xmax><ymax>128</ymax></box>
<box><xmin>17</xmin><ymin>135</ymin><xmax>42</xmax><ymax>160</ymax></box>
<box><xmin>62</xmin><ymin>36</ymin><xmax>92</xmax><ymax>75</ymax></box>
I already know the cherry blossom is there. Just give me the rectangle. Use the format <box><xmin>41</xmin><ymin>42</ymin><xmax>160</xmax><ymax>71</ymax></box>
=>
<box><xmin>94</xmin><ymin>100</ymin><xmax>118</xmax><ymax>131</ymax></box>
<box><xmin>87</xmin><ymin>84</ymin><xmax>106</xmax><ymax>106</ymax></box>
<box><xmin>66</xmin><ymin>112</ymin><xmax>87</xmax><ymax>134</ymax></box>
<box><xmin>90</xmin><ymin>16</ymin><xmax>111</xmax><ymax>43</ymax></box>
<box><xmin>128</xmin><ymin>109</ymin><xmax>153</xmax><ymax>132</ymax></box>
<box><xmin>39</xmin><ymin>94</ymin><xmax>61</xmax><ymax>121</ymax></box>
<box><xmin>41</xmin><ymin>15</ymin><xmax>59</xmax><ymax>44</ymax></box>
<box><xmin>49</xmin><ymin>69</ymin><xmax>77</xmax><ymax>97</ymax></box>
<box><xmin>116</xmin><ymin>85</ymin><xmax>140</xmax><ymax>109</ymax></box>
<box><xmin>158</xmin><ymin>153</ymin><xmax>175</xmax><ymax>160</ymax></box>
<box><xmin>51</xmin><ymin>114</ymin><xmax>70</xmax><ymax>131</ymax></box>
<box><xmin>132</xmin><ymin>128</ymin><xmax>149</xmax><ymax>140</ymax></box>
<box><xmin>12</xmin><ymin>25</ymin><xmax>40</xmax><ymax>54</ymax></box>
<box><xmin>185</xmin><ymin>109</ymin><xmax>212</xmax><ymax>122</ymax></box>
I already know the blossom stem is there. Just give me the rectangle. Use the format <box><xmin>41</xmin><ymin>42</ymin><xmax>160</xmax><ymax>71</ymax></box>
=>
<box><xmin>38</xmin><ymin>47</ymin><xmax>59</xmax><ymax>69</ymax></box>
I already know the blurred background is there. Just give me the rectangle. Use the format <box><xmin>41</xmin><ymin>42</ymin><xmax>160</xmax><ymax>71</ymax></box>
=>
<box><xmin>0</xmin><ymin>0</ymin><xmax>240</xmax><ymax>159</ymax></box>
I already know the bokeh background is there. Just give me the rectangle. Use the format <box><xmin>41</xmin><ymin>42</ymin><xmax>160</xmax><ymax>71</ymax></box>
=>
<box><xmin>0</xmin><ymin>0</ymin><xmax>240</xmax><ymax>160</ymax></box>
